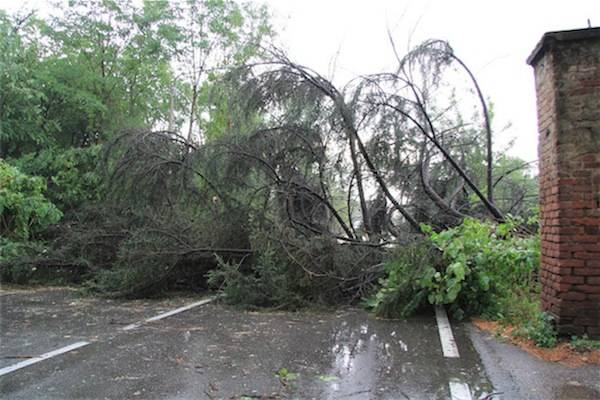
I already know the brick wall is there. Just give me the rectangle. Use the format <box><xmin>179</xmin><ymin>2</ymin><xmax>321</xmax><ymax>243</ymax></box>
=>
<box><xmin>529</xmin><ymin>28</ymin><xmax>600</xmax><ymax>338</ymax></box>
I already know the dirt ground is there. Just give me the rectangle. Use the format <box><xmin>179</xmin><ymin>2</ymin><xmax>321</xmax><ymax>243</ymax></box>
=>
<box><xmin>472</xmin><ymin>318</ymin><xmax>600</xmax><ymax>368</ymax></box>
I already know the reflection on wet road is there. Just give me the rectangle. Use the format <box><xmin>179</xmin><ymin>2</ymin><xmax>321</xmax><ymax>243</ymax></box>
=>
<box><xmin>0</xmin><ymin>288</ymin><xmax>493</xmax><ymax>399</ymax></box>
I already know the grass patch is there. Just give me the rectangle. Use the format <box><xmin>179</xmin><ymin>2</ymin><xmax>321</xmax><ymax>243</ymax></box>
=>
<box><xmin>570</xmin><ymin>335</ymin><xmax>600</xmax><ymax>352</ymax></box>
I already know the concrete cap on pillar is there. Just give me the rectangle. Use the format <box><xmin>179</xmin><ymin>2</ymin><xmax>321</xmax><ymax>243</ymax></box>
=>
<box><xmin>527</xmin><ymin>26</ymin><xmax>600</xmax><ymax>66</ymax></box>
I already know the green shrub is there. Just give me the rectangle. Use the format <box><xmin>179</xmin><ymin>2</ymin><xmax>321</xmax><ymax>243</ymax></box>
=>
<box><xmin>11</xmin><ymin>146</ymin><xmax>103</xmax><ymax>211</ymax></box>
<box><xmin>367</xmin><ymin>217</ymin><xmax>557</xmax><ymax>347</ymax></box>
<box><xmin>420</xmin><ymin>217</ymin><xmax>539</xmax><ymax>320</ymax></box>
<box><xmin>513</xmin><ymin>312</ymin><xmax>557</xmax><ymax>348</ymax></box>
<box><xmin>207</xmin><ymin>246</ymin><xmax>305</xmax><ymax>309</ymax></box>
<box><xmin>0</xmin><ymin>161</ymin><xmax>62</xmax><ymax>279</ymax></box>
<box><xmin>570</xmin><ymin>335</ymin><xmax>600</xmax><ymax>352</ymax></box>
<box><xmin>0</xmin><ymin>160</ymin><xmax>62</xmax><ymax>242</ymax></box>
<box><xmin>364</xmin><ymin>241</ymin><xmax>440</xmax><ymax>318</ymax></box>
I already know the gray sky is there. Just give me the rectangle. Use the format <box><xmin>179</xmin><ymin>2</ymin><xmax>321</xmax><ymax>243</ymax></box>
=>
<box><xmin>263</xmin><ymin>0</ymin><xmax>600</xmax><ymax>162</ymax></box>
<box><xmin>3</xmin><ymin>0</ymin><xmax>599</xmax><ymax>162</ymax></box>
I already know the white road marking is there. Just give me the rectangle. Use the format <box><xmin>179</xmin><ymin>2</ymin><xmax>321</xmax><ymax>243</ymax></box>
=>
<box><xmin>122</xmin><ymin>297</ymin><xmax>214</xmax><ymax>331</ymax></box>
<box><xmin>0</xmin><ymin>341</ymin><xmax>89</xmax><ymax>377</ymax></box>
<box><xmin>0</xmin><ymin>297</ymin><xmax>214</xmax><ymax>375</ymax></box>
<box><xmin>435</xmin><ymin>305</ymin><xmax>460</xmax><ymax>358</ymax></box>
<box><xmin>449</xmin><ymin>380</ymin><xmax>473</xmax><ymax>400</ymax></box>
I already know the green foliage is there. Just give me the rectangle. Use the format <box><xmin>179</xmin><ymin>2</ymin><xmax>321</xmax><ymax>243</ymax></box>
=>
<box><xmin>11</xmin><ymin>146</ymin><xmax>103</xmax><ymax>211</ymax></box>
<box><xmin>365</xmin><ymin>241</ymin><xmax>440</xmax><ymax>318</ymax></box>
<box><xmin>0</xmin><ymin>0</ymin><xmax>274</xmax><ymax>289</ymax></box>
<box><xmin>41</xmin><ymin>0</ymin><xmax>178</xmax><ymax>144</ymax></box>
<box><xmin>0</xmin><ymin>11</ymin><xmax>50</xmax><ymax>156</ymax></box>
<box><xmin>1</xmin><ymin>0</ymin><xmax>187</xmax><ymax>156</ymax></box>
<box><xmin>368</xmin><ymin>217</ymin><xmax>553</xmax><ymax>346</ymax></box>
<box><xmin>170</xmin><ymin>0</ymin><xmax>272</xmax><ymax>141</ymax></box>
<box><xmin>0</xmin><ymin>161</ymin><xmax>61</xmax><ymax>266</ymax></box>
<box><xmin>570</xmin><ymin>335</ymin><xmax>600</xmax><ymax>352</ymax></box>
<box><xmin>513</xmin><ymin>312</ymin><xmax>557</xmax><ymax>348</ymax></box>
<box><xmin>207</xmin><ymin>243</ymin><xmax>305</xmax><ymax>309</ymax></box>
<box><xmin>0</xmin><ymin>160</ymin><xmax>62</xmax><ymax>242</ymax></box>
<box><xmin>366</xmin><ymin>222</ymin><xmax>538</xmax><ymax>322</ymax></box>
<box><xmin>421</xmin><ymin>217</ymin><xmax>539</xmax><ymax>319</ymax></box>
<box><xmin>275</xmin><ymin>367</ymin><xmax>298</xmax><ymax>381</ymax></box>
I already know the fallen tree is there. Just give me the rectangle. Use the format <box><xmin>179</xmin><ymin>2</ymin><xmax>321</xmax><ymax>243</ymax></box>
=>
<box><xmin>2</xmin><ymin>39</ymin><xmax>538</xmax><ymax>304</ymax></box>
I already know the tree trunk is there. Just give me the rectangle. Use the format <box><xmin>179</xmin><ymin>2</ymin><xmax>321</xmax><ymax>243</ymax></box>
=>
<box><xmin>348</xmin><ymin>131</ymin><xmax>371</xmax><ymax>238</ymax></box>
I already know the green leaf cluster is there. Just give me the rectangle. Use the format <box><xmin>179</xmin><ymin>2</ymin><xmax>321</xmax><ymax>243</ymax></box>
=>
<box><xmin>12</xmin><ymin>146</ymin><xmax>103</xmax><ymax>211</ymax></box>
<box><xmin>207</xmin><ymin>244</ymin><xmax>305</xmax><ymax>309</ymax></box>
<box><xmin>365</xmin><ymin>241</ymin><xmax>440</xmax><ymax>319</ymax></box>
<box><xmin>0</xmin><ymin>160</ymin><xmax>62</xmax><ymax>241</ymax></box>
<box><xmin>420</xmin><ymin>217</ymin><xmax>539</xmax><ymax>320</ymax></box>
<box><xmin>513</xmin><ymin>311</ymin><xmax>557</xmax><ymax>348</ymax></box>
<box><xmin>0</xmin><ymin>161</ymin><xmax>62</xmax><ymax>263</ymax></box>
<box><xmin>368</xmin><ymin>218</ymin><xmax>541</xmax><ymax>323</ymax></box>
<box><xmin>0</xmin><ymin>11</ymin><xmax>50</xmax><ymax>154</ymax></box>
<box><xmin>570</xmin><ymin>335</ymin><xmax>600</xmax><ymax>352</ymax></box>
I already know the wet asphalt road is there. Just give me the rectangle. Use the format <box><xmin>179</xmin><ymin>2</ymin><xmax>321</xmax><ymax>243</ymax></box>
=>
<box><xmin>0</xmin><ymin>287</ymin><xmax>598</xmax><ymax>399</ymax></box>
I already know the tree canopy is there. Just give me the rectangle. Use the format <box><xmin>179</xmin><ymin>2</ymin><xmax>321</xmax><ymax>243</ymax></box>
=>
<box><xmin>0</xmin><ymin>1</ymin><xmax>538</xmax><ymax>305</ymax></box>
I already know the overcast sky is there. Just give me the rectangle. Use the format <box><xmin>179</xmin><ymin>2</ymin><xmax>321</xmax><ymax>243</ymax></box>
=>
<box><xmin>263</xmin><ymin>0</ymin><xmax>600</xmax><ymax>163</ymax></box>
<box><xmin>3</xmin><ymin>0</ymin><xmax>599</xmax><ymax>162</ymax></box>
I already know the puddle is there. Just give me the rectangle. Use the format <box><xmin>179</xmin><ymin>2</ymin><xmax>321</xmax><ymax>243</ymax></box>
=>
<box><xmin>163</xmin><ymin>306</ymin><xmax>493</xmax><ymax>399</ymax></box>
<box><xmin>1</xmin><ymin>292</ymin><xmax>494</xmax><ymax>400</ymax></box>
<box><xmin>313</xmin><ymin>314</ymin><xmax>492</xmax><ymax>399</ymax></box>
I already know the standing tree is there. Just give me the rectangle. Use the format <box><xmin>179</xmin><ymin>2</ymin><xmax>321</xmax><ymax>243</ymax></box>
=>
<box><xmin>169</xmin><ymin>0</ymin><xmax>271</xmax><ymax>144</ymax></box>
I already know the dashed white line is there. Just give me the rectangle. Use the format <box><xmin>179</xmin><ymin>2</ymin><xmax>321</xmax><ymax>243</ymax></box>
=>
<box><xmin>435</xmin><ymin>305</ymin><xmax>460</xmax><ymax>358</ymax></box>
<box><xmin>122</xmin><ymin>297</ymin><xmax>214</xmax><ymax>331</ymax></box>
<box><xmin>0</xmin><ymin>341</ymin><xmax>90</xmax><ymax>377</ymax></box>
<box><xmin>449</xmin><ymin>380</ymin><xmax>473</xmax><ymax>400</ymax></box>
<box><xmin>0</xmin><ymin>298</ymin><xmax>214</xmax><ymax>376</ymax></box>
<box><xmin>435</xmin><ymin>306</ymin><xmax>474</xmax><ymax>399</ymax></box>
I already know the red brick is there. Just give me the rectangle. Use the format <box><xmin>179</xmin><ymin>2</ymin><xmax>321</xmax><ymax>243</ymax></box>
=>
<box><xmin>587</xmin><ymin>277</ymin><xmax>600</xmax><ymax>285</ymax></box>
<box><xmin>533</xmin><ymin>31</ymin><xmax>600</xmax><ymax>336</ymax></box>
<box><xmin>557</xmin><ymin>259</ymin><xmax>584</xmax><ymax>268</ymax></box>
<box><xmin>561</xmin><ymin>291</ymin><xmax>587</xmax><ymax>301</ymax></box>
<box><xmin>573</xmin><ymin>235</ymin><xmax>598</xmax><ymax>243</ymax></box>
<box><xmin>562</xmin><ymin>276</ymin><xmax>585</xmax><ymax>284</ymax></box>
<box><xmin>588</xmin><ymin>294</ymin><xmax>600</xmax><ymax>301</ymax></box>
<box><xmin>574</xmin><ymin>285</ymin><xmax>600</xmax><ymax>294</ymax></box>
<box><xmin>575</xmin><ymin>268</ymin><xmax>600</xmax><ymax>276</ymax></box>
<box><xmin>581</xmin><ymin>243</ymin><xmax>600</xmax><ymax>252</ymax></box>
<box><xmin>573</xmin><ymin>218</ymin><xmax>600</xmax><ymax>226</ymax></box>
<box><xmin>556</xmin><ymin>282</ymin><xmax>573</xmax><ymax>292</ymax></box>
<box><xmin>586</xmin><ymin>260</ymin><xmax>600</xmax><ymax>267</ymax></box>
<box><xmin>574</xmin><ymin>252</ymin><xmax>599</xmax><ymax>260</ymax></box>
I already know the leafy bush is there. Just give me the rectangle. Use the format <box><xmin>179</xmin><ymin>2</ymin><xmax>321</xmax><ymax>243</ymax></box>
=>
<box><xmin>11</xmin><ymin>146</ymin><xmax>104</xmax><ymax>211</ymax></box>
<box><xmin>420</xmin><ymin>217</ymin><xmax>539</xmax><ymax>320</ymax></box>
<box><xmin>207</xmin><ymin>249</ymin><xmax>305</xmax><ymax>309</ymax></box>
<box><xmin>0</xmin><ymin>161</ymin><xmax>62</xmax><ymax>279</ymax></box>
<box><xmin>0</xmin><ymin>160</ymin><xmax>62</xmax><ymax>241</ymax></box>
<box><xmin>368</xmin><ymin>217</ymin><xmax>544</xmax><ymax>329</ymax></box>
<box><xmin>365</xmin><ymin>241</ymin><xmax>440</xmax><ymax>318</ymax></box>
<box><xmin>570</xmin><ymin>335</ymin><xmax>600</xmax><ymax>352</ymax></box>
<box><xmin>513</xmin><ymin>312</ymin><xmax>557</xmax><ymax>348</ymax></box>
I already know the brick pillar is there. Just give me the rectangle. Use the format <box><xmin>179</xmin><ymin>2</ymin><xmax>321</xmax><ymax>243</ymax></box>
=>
<box><xmin>528</xmin><ymin>28</ymin><xmax>600</xmax><ymax>338</ymax></box>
